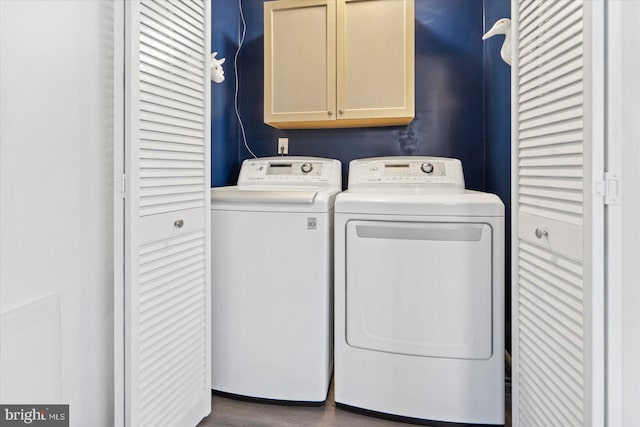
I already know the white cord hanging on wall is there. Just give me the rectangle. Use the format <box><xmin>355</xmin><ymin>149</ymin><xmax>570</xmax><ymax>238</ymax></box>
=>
<box><xmin>235</xmin><ymin>0</ymin><xmax>257</xmax><ymax>158</ymax></box>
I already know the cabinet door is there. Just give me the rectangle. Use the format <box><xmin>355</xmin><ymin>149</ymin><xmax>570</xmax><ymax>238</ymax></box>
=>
<box><xmin>511</xmin><ymin>0</ymin><xmax>605</xmax><ymax>425</ymax></box>
<box><xmin>337</xmin><ymin>0</ymin><xmax>414</xmax><ymax>123</ymax></box>
<box><xmin>124</xmin><ymin>1</ymin><xmax>211</xmax><ymax>425</ymax></box>
<box><xmin>264</xmin><ymin>0</ymin><xmax>336</xmax><ymax>125</ymax></box>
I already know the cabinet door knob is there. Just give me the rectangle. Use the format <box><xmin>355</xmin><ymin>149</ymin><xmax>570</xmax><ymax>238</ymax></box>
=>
<box><xmin>535</xmin><ymin>228</ymin><xmax>548</xmax><ymax>239</ymax></box>
<box><xmin>174</xmin><ymin>219</ymin><xmax>184</xmax><ymax>228</ymax></box>
<box><xmin>339</xmin><ymin>109</ymin><xmax>344</xmax><ymax>114</ymax></box>
<box><xmin>328</xmin><ymin>111</ymin><xmax>333</xmax><ymax>116</ymax></box>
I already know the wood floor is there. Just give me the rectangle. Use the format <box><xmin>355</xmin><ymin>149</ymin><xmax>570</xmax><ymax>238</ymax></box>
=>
<box><xmin>198</xmin><ymin>379</ymin><xmax>512</xmax><ymax>427</ymax></box>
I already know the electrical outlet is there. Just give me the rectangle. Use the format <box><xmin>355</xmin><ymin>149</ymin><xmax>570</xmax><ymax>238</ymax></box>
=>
<box><xmin>278</xmin><ymin>138</ymin><xmax>288</xmax><ymax>155</ymax></box>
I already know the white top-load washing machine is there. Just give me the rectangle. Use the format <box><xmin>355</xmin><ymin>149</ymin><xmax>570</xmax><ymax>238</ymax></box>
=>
<box><xmin>334</xmin><ymin>157</ymin><xmax>504</xmax><ymax>424</ymax></box>
<box><xmin>210</xmin><ymin>156</ymin><xmax>341</xmax><ymax>403</ymax></box>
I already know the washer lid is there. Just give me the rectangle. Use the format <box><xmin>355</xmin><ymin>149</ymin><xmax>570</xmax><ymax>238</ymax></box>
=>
<box><xmin>211</xmin><ymin>186</ymin><xmax>339</xmax><ymax>212</ymax></box>
<box><xmin>335</xmin><ymin>190</ymin><xmax>504</xmax><ymax>217</ymax></box>
<box><xmin>211</xmin><ymin>156</ymin><xmax>342</xmax><ymax>212</ymax></box>
<box><xmin>211</xmin><ymin>188</ymin><xmax>318</xmax><ymax>204</ymax></box>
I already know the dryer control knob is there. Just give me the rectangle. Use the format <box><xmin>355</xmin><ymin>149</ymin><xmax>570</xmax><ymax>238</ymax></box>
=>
<box><xmin>421</xmin><ymin>162</ymin><xmax>434</xmax><ymax>174</ymax></box>
<box><xmin>301</xmin><ymin>163</ymin><xmax>313</xmax><ymax>174</ymax></box>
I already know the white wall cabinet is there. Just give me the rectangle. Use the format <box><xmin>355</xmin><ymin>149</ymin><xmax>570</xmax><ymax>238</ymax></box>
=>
<box><xmin>264</xmin><ymin>0</ymin><xmax>414</xmax><ymax>129</ymax></box>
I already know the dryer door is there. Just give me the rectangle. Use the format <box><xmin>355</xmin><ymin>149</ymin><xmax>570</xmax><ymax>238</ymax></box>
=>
<box><xmin>346</xmin><ymin>220</ymin><xmax>493</xmax><ymax>359</ymax></box>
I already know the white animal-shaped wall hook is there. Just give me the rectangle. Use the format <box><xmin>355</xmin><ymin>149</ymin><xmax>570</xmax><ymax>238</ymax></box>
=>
<box><xmin>482</xmin><ymin>18</ymin><xmax>511</xmax><ymax>66</ymax></box>
<box><xmin>211</xmin><ymin>52</ymin><xmax>226</xmax><ymax>83</ymax></box>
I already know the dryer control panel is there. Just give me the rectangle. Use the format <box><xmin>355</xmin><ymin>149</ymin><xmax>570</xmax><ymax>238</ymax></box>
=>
<box><xmin>348</xmin><ymin>157</ymin><xmax>465</xmax><ymax>188</ymax></box>
<box><xmin>238</xmin><ymin>156</ymin><xmax>342</xmax><ymax>187</ymax></box>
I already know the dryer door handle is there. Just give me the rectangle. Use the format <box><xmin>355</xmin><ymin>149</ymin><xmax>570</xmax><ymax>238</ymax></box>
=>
<box><xmin>355</xmin><ymin>223</ymin><xmax>485</xmax><ymax>242</ymax></box>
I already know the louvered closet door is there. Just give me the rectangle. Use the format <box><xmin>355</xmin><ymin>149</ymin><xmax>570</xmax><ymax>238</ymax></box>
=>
<box><xmin>511</xmin><ymin>0</ymin><xmax>604</xmax><ymax>426</ymax></box>
<box><xmin>124</xmin><ymin>1</ymin><xmax>211</xmax><ymax>426</ymax></box>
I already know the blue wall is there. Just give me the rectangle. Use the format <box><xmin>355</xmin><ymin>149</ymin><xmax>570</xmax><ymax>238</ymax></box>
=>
<box><xmin>211</xmin><ymin>0</ymin><xmax>512</xmax><ymax>350</ymax></box>
<box><xmin>211</xmin><ymin>0</ymin><xmax>241</xmax><ymax>186</ymax></box>
<box><xmin>483</xmin><ymin>0</ymin><xmax>512</xmax><ymax>351</ymax></box>
<box><xmin>212</xmin><ymin>0</ymin><xmax>485</xmax><ymax>190</ymax></box>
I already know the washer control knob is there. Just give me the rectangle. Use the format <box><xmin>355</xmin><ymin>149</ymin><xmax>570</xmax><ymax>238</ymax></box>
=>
<box><xmin>421</xmin><ymin>162</ymin><xmax>434</xmax><ymax>174</ymax></box>
<box><xmin>301</xmin><ymin>162</ymin><xmax>313</xmax><ymax>174</ymax></box>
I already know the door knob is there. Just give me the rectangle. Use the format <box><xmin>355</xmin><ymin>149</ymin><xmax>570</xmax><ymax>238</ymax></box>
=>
<box><xmin>535</xmin><ymin>228</ymin><xmax>548</xmax><ymax>239</ymax></box>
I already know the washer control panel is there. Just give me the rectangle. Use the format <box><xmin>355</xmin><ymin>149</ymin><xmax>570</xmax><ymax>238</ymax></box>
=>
<box><xmin>348</xmin><ymin>157</ymin><xmax>465</xmax><ymax>188</ymax></box>
<box><xmin>238</xmin><ymin>157</ymin><xmax>341</xmax><ymax>186</ymax></box>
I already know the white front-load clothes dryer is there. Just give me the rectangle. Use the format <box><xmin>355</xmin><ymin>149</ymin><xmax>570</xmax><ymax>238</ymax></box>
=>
<box><xmin>210</xmin><ymin>157</ymin><xmax>341</xmax><ymax>403</ymax></box>
<box><xmin>334</xmin><ymin>157</ymin><xmax>504</xmax><ymax>424</ymax></box>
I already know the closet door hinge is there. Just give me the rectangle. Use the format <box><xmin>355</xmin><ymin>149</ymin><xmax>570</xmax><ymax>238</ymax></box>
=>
<box><xmin>595</xmin><ymin>172</ymin><xmax>620</xmax><ymax>205</ymax></box>
<box><xmin>119</xmin><ymin>174</ymin><xmax>128</xmax><ymax>199</ymax></box>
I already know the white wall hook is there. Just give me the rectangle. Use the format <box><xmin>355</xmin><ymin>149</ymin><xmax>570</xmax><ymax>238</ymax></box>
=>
<box><xmin>211</xmin><ymin>51</ymin><xmax>226</xmax><ymax>83</ymax></box>
<box><xmin>483</xmin><ymin>18</ymin><xmax>511</xmax><ymax>66</ymax></box>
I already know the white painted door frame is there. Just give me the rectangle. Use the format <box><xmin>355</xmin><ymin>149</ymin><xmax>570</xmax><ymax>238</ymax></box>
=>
<box><xmin>114</xmin><ymin>0</ymin><xmax>125</xmax><ymax>425</ymax></box>
<box><xmin>605</xmin><ymin>2</ymin><xmax>623</xmax><ymax>423</ymax></box>
<box><xmin>604</xmin><ymin>2</ymin><xmax>640</xmax><ymax>425</ymax></box>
